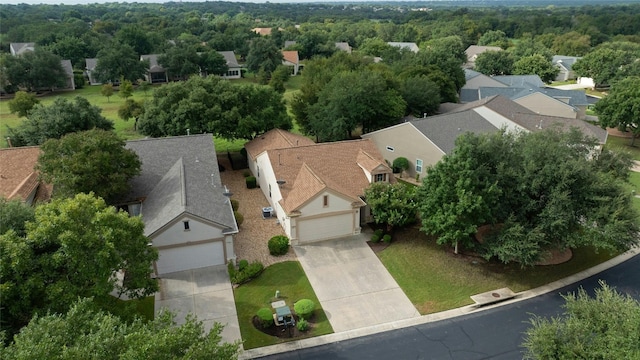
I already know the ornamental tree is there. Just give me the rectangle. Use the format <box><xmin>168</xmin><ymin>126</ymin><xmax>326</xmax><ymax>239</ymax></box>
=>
<box><xmin>365</xmin><ymin>182</ymin><xmax>418</xmax><ymax>232</ymax></box>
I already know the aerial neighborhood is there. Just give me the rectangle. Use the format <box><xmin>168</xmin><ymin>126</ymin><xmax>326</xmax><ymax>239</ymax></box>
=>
<box><xmin>1</xmin><ymin>1</ymin><xmax>640</xmax><ymax>359</ymax></box>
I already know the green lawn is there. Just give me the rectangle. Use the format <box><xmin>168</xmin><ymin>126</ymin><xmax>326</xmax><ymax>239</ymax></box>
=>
<box><xmin>0</xmin><ymin>77</ymin><xmax>308</xmax><ymax>152</ymax></box>
<box><xmin>377</xmin><ymin>227</ymin><xmax>617</xmax><ymax>314</ymax></box>
<box><xmin>94</xmin><ymin>295</ymin><xmax>155</xmax><ymax>322</ymax></box>
<box><xmin>605</xmin><ymin>135</ymin><xmax>640</xmax><ymax>161</ymax></box>
<box><xmin>234</xmin><ymin>261</ymin><xmax>332</xmax><ymax>349</ymax></box>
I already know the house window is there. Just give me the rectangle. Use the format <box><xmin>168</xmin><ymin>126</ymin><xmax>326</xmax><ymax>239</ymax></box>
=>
<box><xmin>323</xmin><ymin>195</ymin><xmax>329</xmax><ymax>207</ymax></box>
<box><xmin>386</xmin><ymin>146</ymin><xmax>395</xmax><ymax>152</ymax></box>
<box><xmin>183</xmin><ymin>221</ymin><xmax>190</xmax><ymax>231</ymax></box>
<box><xmin>375</xmin><ymin>173</ymin><xmax>386</xmax><ymax>182</ymax></box>
<box><xmin>416</xmin><ymin>159</ymin><xmax>423</xmax><ymax>173</ymax></box>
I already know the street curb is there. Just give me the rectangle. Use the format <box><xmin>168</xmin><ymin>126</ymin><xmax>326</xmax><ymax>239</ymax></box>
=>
<box><xmin>239</xmin><ymin>248</ymin><xmax>639</xmax><ymax>359</ymax></box>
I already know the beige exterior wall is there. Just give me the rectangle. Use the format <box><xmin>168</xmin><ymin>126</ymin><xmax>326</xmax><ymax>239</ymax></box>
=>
<box><xmin>151</xmin><ymin>215</ymin><xmax>225</xmax><ymax>247</ymax></box>
<box><xmin>515</xmin><ymin>93</ymin><xmax>577</xmax><ymax>119</ymax></box>
<box><xmin>362</xmin><ymin>123</ymin><xmax>445</xmax><ymax>178</ymax></box>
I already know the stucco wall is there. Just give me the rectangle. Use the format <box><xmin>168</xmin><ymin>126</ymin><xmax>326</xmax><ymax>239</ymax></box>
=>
<box><xmin>151</xmin><ymin>215</ymin><xmax>225</xmax><ymax>247</ymax></box>
<box><xmin>363</xmin><ymin>123</ymin><xmax>445</xmax><ymax>178</ymax></box>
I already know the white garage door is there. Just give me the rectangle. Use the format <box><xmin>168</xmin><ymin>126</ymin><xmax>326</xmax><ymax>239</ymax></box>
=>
<box><xmin>157</xmin><ymin>241</ymin><xmax>225</xmax><ymax>275</ymax></box>
<box><xmin>297</xmin><ymin>214</ymin><xmax>353</xmax><ymax>243</ymax></box>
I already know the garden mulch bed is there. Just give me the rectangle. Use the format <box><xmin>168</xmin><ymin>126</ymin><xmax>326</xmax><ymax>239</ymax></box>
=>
<box><xmin>251</xmin><ymin>314</ymin><xmax>317</xmax><ymax>339</ymax></box>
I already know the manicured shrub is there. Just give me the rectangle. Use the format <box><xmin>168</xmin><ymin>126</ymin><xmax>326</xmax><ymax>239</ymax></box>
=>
<box><xmin>257</xmin><ymin>307</ymin><xmax>274</xmax><ymax>328</ymax></box>
<box><xmin>242</xmin><ymin>170</ymin><xmax>250</xmax><ymax>177</ymax></box>
<box><xmin>238</xmin><ymin>259</ymin><xmax>249</xmax><ymax>271</ymax></box>
<box><xmin>294</xmin><ymin>299</ymin><xmax>315</xmax><ymax>320</ymax></box>
<box><xmin>371</xmin><ymin>234</ymin><xmax>380</xmax><ymax>243</ymax></box>
<box><xmin>383</xmin><ymin>234</ymin><xmax>392</xmax><ymax>244</ymax></box>
<box><xmin>234</xmin><ymin>211</ymin><xmax>244</xmax><ymax>227</ymax></box>
<box><xmin>268</xmin><ymin>235</ymin><xmax>289</xmax><ymax>256</ymax></box>
<box><xmin>296</xmin><ymin>318</ymin><xmax>309</xmax><ymax>331</ymax></box>
<box><xmin>392</xmin><ymin>157</ymin><xmax>409</xmax><ymax>174</ymax></box>
<box><xmin>246</xmin><ymin>176</ymin><xmax>257</xmax><ymax>189</ymax></box>
<box><xmin>231</xmin><ymin>261</ymin><xmax>264</xmax><ymax>285</ymax></box>
<box><xmin>227</xmin><ymin>260</ymin><xmax>236</xmax><ymax>279</ymax></box>
<box><xmin>374</xmin><ymin>229</ymin><xmax>384</xmax><ymax>237</ymax></box>
<box><xmin>231</xmin><ymin>199</ymin><xmax>239</xmax><ymax>211</ymax></box>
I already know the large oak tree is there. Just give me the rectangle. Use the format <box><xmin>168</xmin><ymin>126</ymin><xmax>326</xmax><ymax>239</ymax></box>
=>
<box><xmin>37</xmin><ymin>129</ymin><xmax>141</xmax><ymax>204</ymax></box>
<box><xmin>0</xmin><ymin>193</ymin><xmax>158</xmax><ymax>336</ymax></box>
<box><xmin>418</xmin><ymin>128</ymin><xmax>638</xmax><ymax>266</ymax></box>
<box><xmin>138</xmin><ymin>76</ymin><xmax>291</xmax><ymax>140</ymax></box>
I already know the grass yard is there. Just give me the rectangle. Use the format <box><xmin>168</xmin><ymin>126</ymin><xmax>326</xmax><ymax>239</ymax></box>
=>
<box><xmin>95</xmin><ymin>295</ymin><xmax>155</xmax><ymax>322</ymax></box>
<box><xmin>0</xmin><ymin>75</ymin><xmax>307</xmax><ymax>152</ymax></box>
<box><xmin>377</xmin><ymin>227</ymin><xmax>617</xmax><ymax>314</ymax></box>
<box><xmin>234</xmin><ymin>261</ymin><xmax>332</xmax><ymax>349</ymax></box>
<box><xmin>605</xmin><ymin>135</ymin><xmax>640</xmax><ymax>161</ymax></box>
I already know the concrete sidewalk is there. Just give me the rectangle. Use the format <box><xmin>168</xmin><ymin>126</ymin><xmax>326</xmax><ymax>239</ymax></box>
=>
<box><xmin>293</xmin><ymin>234</ymin><xmax>420</xmax><ymax>333</ymax></box>
<box><xmin>155</xmin><ymin>265</ymin><xmax>241</xmax><ymax>345</ymax></box>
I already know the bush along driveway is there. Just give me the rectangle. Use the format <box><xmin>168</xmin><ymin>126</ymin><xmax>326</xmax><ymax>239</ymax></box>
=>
<box><xmin>234</xmin><ymin>261</ymin><xmax>333</xmax><ymax>350</ymax></box>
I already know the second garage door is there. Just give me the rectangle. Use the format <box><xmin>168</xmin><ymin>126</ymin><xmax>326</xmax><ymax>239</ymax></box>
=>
<box><xmin>157</xmin><ymin>241</ymin><xmax>225</xmax><ymax>275</ymax></box>
<box><xmin>297</xmin><ymin>214</ymin><xmax>353</xmax><ymax>243</ymax></box>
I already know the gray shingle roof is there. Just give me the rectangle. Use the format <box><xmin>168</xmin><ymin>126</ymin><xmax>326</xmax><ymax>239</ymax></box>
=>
<box><xmin>493</xmin><ymin>75</ymin><xmax>544</xmax><ymax>88</ymax></box>
<box><xmin>85</xmin><ymin>58</ymin><xmax>98</xmax><ymax>70</ymax></box>
<box><xmin>460</xmin><ymin>88</ymin><xmax>480</xmax><ymax>103</ymax></box>
<box><xmin>478</xmin><ymin>87</ymin><xmax>588</xmax><ymax>106</ymax></box>
<box><xmin>552</xmin><ymin>55</ymin><xmax>581</xmax><ymax>71</ymax></box>
<box><xmin>464</xmin><ymin>68</ymin><xmax>483</xmax><ymax>81</ymax></box>
<box><xmin>125</xmin><ymin>135</ymin><xmax>237</xmax><ymax>237</ymax></box>
<box><xmin>511</xmin><ymin>113</ymin><xmax>607</xmax><ymax>144</ymax></box>
<box><xmin>218</xmin><ymin>51</ymin><xmax>240</xmax><ymax>67</ymax></box>
<box><xmin>409</xmin><ymin>111</ymin><xmax>499</xmax><ymax>154</ymax></box>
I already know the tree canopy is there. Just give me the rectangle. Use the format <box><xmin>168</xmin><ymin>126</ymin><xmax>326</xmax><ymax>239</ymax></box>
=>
<box><xmin>1</xmin><ymin>49</ymin><xmax>67</xmax><ymax>91</ymax></box>
<box><xmin>138</xmin><ymin>76</ymin><xmax>291</xmax><ymax>140</ymax></box>
<box><xmin>246</xmin><ymin>37</ymin><xmax>283</xmax><ymax>79</ymax></box>
<box><xmin>7</xmin><ymin>90</ymin><xmax>39</xmax><ymax>117</ymax></box>
<box><xmin>94</xmin><ymin>43</ymin><xmax>148</xmax><ymax>83</ymax></box>
<box><xmin>37</xmin><ymin>129</ymin><xmax>141</xmax><ymax>204</ymax></box>
<box><xmin>523</xmin><ymin>282</ymin><xmax>640</xmax><ymax>359</ymax></box>
<box><xmin>0</xmin><ymin>197</ymin><xmax>34</xmax><ymax>237</ymax></box>
<box><xmin>474</xmin><ymin>50</ymin><xmax>513</xmax><ymax>76</ymax></box>
<box><xmin>513</xmin><ymin>54</ymin><xmax>559</xmax><ymax>84</ymax></box>
<box><xmin>0</xmin><ymin>193</ymin><xmax>158</xmax><ymax>336</ymax></box>
<box><xmin>6</xmin><ymin>96</ymin><xmax>114</xmax><ymax>146</ymax></box>
<box><xmin>418</xmin><ymin>128</ymin><xmax>638</xmax><ymax>266</ymax></box>
<box><xmin>595</xmin><ymin>77</ymin><xmax>640</xmax><ymax>145</ymax></box>
<box><xmin>1</xmin><ymin>298</ymin><xmax>241</xmax><ymax>360</ymax></box>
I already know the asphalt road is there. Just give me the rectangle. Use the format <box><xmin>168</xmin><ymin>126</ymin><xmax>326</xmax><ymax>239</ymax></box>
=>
<box><xmin>258</xmin><ymin>254</ymin><xmax>640</xmax><ymax>360</ymax></box>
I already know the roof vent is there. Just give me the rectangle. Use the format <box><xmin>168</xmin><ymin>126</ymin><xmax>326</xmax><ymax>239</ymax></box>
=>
<box><xmin>223</xmin><ymin>185</ymin><xmax>233</xmax><ymax>197</ymax></box>
<box><xmin>276</xmin><ymin>179</ymin><xmax>286</xmax><ymax>187</ymax></box>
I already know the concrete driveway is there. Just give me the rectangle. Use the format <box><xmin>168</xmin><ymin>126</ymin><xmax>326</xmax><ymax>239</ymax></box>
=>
<box><xmin>155</xmin><ymin>265</ymin><xmax>241</xmax><ymax>344</ymax></box>
<box><xmin>294</xmin><ymin>234</ymin><xmax>420</xmax><ymax>333</ymax></box>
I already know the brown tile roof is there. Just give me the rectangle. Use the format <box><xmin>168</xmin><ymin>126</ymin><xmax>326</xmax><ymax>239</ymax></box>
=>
<box><xmin>252</xmin><ymin>27</ymin><xmax>272</xmax><ymax>36</ymax></box>
<box><xmin>245</xmin><ymin>129</ymin><xmax>315</xmax><ymax>160</ymax></box>
<box><xmin>265</xmin><ymin>138</ymin><xmax>391</xmax><ymax>213</ymax></box>
<box><xmin>282</xmin><ymin>50</ymin><xmax>299</xmax><ymax>64</ymax></box>
<box><xmin>0</xmin><ymin>146</ymin><xmax>51</xmax><ymax>203</ymax></box>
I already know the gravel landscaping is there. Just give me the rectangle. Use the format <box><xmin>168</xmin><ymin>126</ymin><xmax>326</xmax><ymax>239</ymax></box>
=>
<box><xmin>218</xmin><ymin>155</ymin><xmax>297</xmax><ymax>267</ymax></box>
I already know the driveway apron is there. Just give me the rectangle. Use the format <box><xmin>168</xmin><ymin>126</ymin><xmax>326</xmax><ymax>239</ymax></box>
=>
<box><xmin>155</xmin><ymin>265</ymin><xmax>242</xmax><ymax>345</ymax></box>
<box><xmin>294</xmin><ymin>234</ymin><xmax>420</xmax><ymax>333</ymax></box>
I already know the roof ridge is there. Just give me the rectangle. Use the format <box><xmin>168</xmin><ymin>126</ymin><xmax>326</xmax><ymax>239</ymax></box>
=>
<box><xmin>126</xmin><ymin>134</ymin><xmax>212</xmax><ymax>144</ymax></box>
<box><xmin>179</xmin><ymin>157</ymin><xmax>186</xmax><ymax>207</ymax></box>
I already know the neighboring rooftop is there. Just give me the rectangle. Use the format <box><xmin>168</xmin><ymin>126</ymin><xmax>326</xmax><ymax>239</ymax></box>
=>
<box><xmin>9</xmin><ymin>42</ymin><xmax>35</xmax><ymax>56</ymax></box>
<box><xmin>282</xmin><ymin>50</ymin><xmax>299</xmax><ymax>64</ymax></box>
<box><xmin>0</xmin><ymin>146</ymin><xmax>51</xmax><ymax>204</ymax></box>
<box><xmin>140</xmin><ymin>54</ymin><xmax>165</xmax><ymax>72</ymax></box>
<box><xmin>335</xmin><ymin>42</ymin><xmax>352</xmax><ymax>53</ymax></box>
<box><xmin>552</xmin><ymin>55</ymin><xmax>581</xmax><ymax>71</ymax></box>
<box><xmin>125</xmin><ymin>134</ymin><xmax>237</xmax><ymax>237</ymax></box>
<box><xmin>493</xmin><ymin>75</ymin><xmax>545</xmax><ymax>88</ymax></box>
<box><xmin>218</xmin><ymin>51</ymin><xmax>240</xmax><ymax>68</ymax></box>
<box><xmin>245</xmin><ymin>128</ymin><xmax>315</xmax><ymax>160</ymax></box>
<box><xmin>387</xmin><ymin>42</ymin><xmax>419</xmax><ymax>53</ymax></box>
